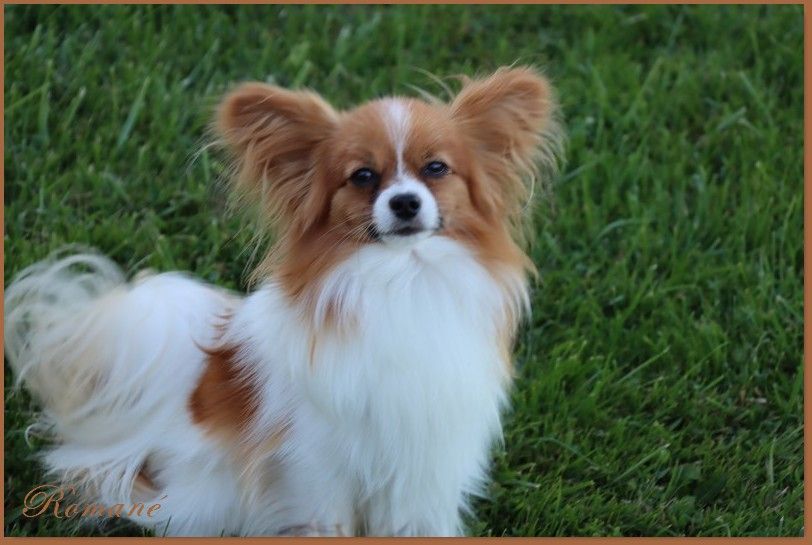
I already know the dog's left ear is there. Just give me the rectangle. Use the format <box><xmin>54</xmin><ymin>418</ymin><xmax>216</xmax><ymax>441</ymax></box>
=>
<box><xmin>450</xmin><ymin>67</ymin><xmax>560</xmax><ymax>216</ymax></box>
<box><xmin>451</xmin><ymin>66</ymin><xmax>556</xmax><ymax>167</ymax></box>
<box><xmin>215</xmin><ymin>83</ymin><xmax>338</xmax><ymax>231</ymax></box>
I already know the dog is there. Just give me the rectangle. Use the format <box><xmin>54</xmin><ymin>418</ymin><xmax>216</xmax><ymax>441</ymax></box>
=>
<box><xmin>5</xmin><ymin>66</ymin><xmax>561</xmax><ymax>536</ymax></box>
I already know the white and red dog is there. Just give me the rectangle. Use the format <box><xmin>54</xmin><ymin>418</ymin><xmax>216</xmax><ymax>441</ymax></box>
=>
<box><xmin>5</xmin><ymin>67</ymin><xmax>561</xmax><ymax>536</ymax></box>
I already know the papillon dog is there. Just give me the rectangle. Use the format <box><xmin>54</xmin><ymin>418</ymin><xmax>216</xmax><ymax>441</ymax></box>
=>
<box><xmin>5</xmin><ymin>66</ymin><xmax>561</xmax><ymax>536</ymax></box>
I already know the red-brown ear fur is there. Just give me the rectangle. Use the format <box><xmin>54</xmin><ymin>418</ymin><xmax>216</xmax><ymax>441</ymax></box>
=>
<box><xmin>215</xmin><ymin>83</ymin><xmax>338</xmax><ymax>237</ymax></box>
<box><xmin>450</xmin><ymin>67</ymin><xmax>562</xmax><ymax>236</ymax></box>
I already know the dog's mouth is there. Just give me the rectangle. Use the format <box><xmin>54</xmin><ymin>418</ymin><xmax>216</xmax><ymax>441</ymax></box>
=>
<box><xmin>369</xmin><ymin>218</ymin><xmax>444</xmax><ymax>242</ymax></box>
<box><xmin>391</xmin><ymin>226</ymin><xmax>422</xmax><ymax>236</ymax></box>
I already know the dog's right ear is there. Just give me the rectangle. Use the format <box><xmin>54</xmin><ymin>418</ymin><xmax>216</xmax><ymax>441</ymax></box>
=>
<box><xmin>215</xmin><ymin>83</ymin><xmax>338</xmax><ymax>229</ymax></box>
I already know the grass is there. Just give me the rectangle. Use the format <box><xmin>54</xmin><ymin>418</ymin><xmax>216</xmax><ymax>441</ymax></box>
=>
<box><xmin>4</xmin><ymin>5</ymin><xmax>803</xmax><ymax>537</ymax></box>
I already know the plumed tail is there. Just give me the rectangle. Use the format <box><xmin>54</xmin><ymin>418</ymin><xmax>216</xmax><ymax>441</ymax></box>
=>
<box><xmin>4</xmin><ymin>249</ymin><xmax>236</xmax><ymax>506</ymax></box>
<box><xmin>6</xmin><ymin>251</ymin><xmax>127</xmax><ymax>410</ymax></box>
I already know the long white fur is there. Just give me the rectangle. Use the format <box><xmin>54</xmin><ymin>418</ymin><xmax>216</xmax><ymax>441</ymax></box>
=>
<box><xmin>5</xmin><ymin>234</ymin><xmax>526</xmax><ymax>536</ymax></box>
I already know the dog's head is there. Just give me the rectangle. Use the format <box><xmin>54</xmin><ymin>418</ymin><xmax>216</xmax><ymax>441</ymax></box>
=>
<box><xmin>215</xmin><ymin>67</ymin><xmax>561</xmax><ymax>293</ymax></box>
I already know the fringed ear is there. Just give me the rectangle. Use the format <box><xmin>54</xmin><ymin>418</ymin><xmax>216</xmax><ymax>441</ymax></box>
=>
<box><xmin>215</xmin><ymin>83</ymin><xmax>338</xmax><ymax>232</ymax></box>
<box><xmin>450</xmin><ymin>67</ymin><xmax>562</xmax><ymax>223</ymax></box>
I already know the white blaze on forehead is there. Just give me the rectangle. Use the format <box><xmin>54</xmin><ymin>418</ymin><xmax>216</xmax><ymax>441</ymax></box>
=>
<box><xmin>373</xmin><ymin>99</ymin><xmax>440</xmax><ymax>244</ymax></box>
<box><xmin>381</xmin><ymin>99</ymin><xmax>411</xmax><ymax>176</ymax></box>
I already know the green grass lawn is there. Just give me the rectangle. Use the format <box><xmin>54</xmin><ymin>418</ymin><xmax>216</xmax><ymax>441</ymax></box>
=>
<box><xmin>4</xmin><ymin>5</ymin><xmax>803</xmax><ymax>537</ymax></box>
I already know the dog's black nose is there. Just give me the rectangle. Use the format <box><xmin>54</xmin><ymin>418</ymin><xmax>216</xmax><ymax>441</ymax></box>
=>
<box><xmin>389</xmin><ymin>193</ymin><xmax>421</xmax><ymax>220</ymax></box>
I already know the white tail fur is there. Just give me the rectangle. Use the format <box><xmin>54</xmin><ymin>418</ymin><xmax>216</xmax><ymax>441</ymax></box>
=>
<box><xmin>4</xmin><ymin>250</ymin><xmax>237</xmax><ymax>525</ymax></box>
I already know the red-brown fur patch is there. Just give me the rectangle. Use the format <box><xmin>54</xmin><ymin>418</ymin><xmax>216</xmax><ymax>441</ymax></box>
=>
<box><xmin>188</xmin><ymin>341</ymin><xmax>296</xmax><ymax>496</ymax></box>
<box><xmin>189</xmin><ymin>344</ymin><xmax>260</xmax><ymax>437</ymax></box>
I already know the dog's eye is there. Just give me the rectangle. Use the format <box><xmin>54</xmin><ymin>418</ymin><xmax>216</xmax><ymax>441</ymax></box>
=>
<box><xmin>349</xmin><ymin>168</ymin><xmax>380</xmax><ymax>188</ymax></box>
<box><xmin>422</xmin><ymin>161</ymin><xmax>449</xmax><ymax>178</ymax></box>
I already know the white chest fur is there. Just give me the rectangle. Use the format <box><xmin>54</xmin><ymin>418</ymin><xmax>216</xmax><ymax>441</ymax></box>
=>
<box><xmin>226</xmin><ymin>236</ymin><xmax>526</xmax><ymax>535</ymax></box>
